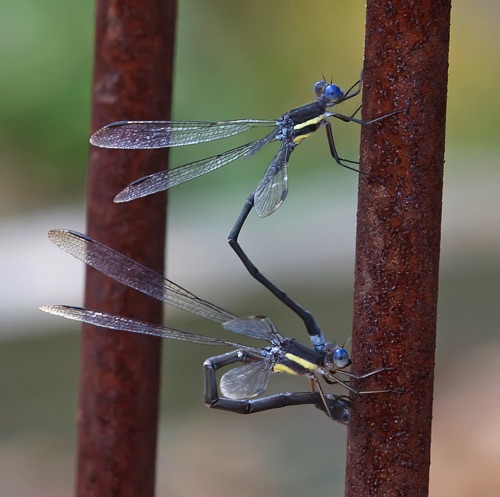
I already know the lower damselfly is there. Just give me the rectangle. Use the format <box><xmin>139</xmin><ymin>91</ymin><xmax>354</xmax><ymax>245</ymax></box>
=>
<box><xmin>40</xmin><ymin>230</ymin><xmax>393</xmax><ymax>419</ymax></box>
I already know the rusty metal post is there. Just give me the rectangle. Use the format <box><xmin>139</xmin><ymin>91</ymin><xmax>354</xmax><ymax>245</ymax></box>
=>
<box><xmin>345</xmin><ymin>1</ymin><xmax>451</xmax><ymax>496</ymax></box>
<box><xmin>77</xmin><ymin>1</ymin><xmax>177</xmax><ymax>497</ymax></box>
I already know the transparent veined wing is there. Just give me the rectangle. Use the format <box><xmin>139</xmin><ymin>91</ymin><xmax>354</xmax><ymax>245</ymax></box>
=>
<box><xmin>90</xmin><ymin>119</ymin><xmax>276</xmax><ymax>149</ymax></box>
<box><xmin>220</xmin><ymin>359</ymin><xmax>273</xmax><ymax>400</ymax></box>
<box><xmin>40</xmin><ymin>305</ymin><xmax>251</xmax><ymax>349</ymax></box>
<box><xmin>48</xmin><ymin>230</ymin><xmax>236</xmax><ymax>324</ymax></box>
<box><xmin>114</xmin><ymin>140</ymin><xmax>262</xmax><ymax>202</ymax></box>
<box><xmin>223</xmin><ymin>316</ymin><xmax>285</xmax><ymax>344</ymax></box>
<box><xmin>243</xmin><ymin>127</ymin><xmax>280</xmax><ymax>157</ymax></box>
<box><xmin>253</xmin><ymin>142</ymin><xmax>292</xmax><ymax>217</ymax></box>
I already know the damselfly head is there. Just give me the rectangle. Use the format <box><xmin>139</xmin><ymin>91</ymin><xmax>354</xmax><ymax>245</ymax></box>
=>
<box><xmin>324</xmin><ymin>84</ymin><xmax>344</xmax><ymax>103</ymax></box>
<box><xmin>313</xmin><ymin>80</ymin><xmax>327</xmax><ymax>97</ymax></box>
<box><xmin>314</xmin><ymin>80</ymin><xmax>345</xmax><ymax>105</ymax></box>
<box><xmin>333</xmin><ymin>346</ymin><xmax>350</xmax><ymax>368</ymax></box>
<box><xmin>323</xmin><ymin>342</ymin><xmax>351</xmax><ymax>370</ymax></box>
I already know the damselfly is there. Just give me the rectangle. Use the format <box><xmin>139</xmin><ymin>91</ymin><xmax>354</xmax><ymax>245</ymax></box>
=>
<box><xmin>40</xmin><ymin>230</ymin><xmax>393</xmax><ymax>419</ymax></box>
<box><xmin>91</xmin><ymin>78</ymin><xmax>394</xmax><ymax>215</ymax></box>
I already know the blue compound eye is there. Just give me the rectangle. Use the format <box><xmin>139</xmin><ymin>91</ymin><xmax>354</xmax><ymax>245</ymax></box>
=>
<box><xmin>324</xmin><ymin>84</ymin><xmax>344</xmax><ymax>101</ymax></box>
<box><xmin>313</xmin><ymin>80</ymin><xmax>327</xmax><ymax>97</ymax></box>
<box><xmin>333</xmin><ymin>347</ymin><xmax>350</xmax><ymax>368</ymax></box>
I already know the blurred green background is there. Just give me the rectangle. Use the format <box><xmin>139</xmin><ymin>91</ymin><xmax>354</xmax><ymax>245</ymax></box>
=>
<box><xmin>1</xmin><ymin>1</ymin><xmax>499</xmax><ymax>496</ymax></box>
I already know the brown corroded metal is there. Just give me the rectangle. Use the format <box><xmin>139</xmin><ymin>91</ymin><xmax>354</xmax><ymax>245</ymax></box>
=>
<box><xmin>77</xmin><ymin>2</ymin><xmax>177</xmax><ymax>497</ymax></box>
<box><xmin>345</xmin><ymin>1</ymin><xmax>450</xmax><ymax>496</ymax></box>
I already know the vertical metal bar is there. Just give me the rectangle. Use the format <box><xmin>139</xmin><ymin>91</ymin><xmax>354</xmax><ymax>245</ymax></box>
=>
<box><xmin>345</xmin><ymin>1</ymin><xmax>451</xmax><ymax>496</ymax></box>
<box><xmin>77</xmin><ymin>1</ymin><xmax>177</xmax><ymax>497</ymax></box>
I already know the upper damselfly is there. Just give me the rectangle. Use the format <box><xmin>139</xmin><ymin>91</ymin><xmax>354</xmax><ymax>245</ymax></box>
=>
<box><xmin>90</xmin><ymin>78</ymin><xmax>395</xmax><ymax>217</ymax></box>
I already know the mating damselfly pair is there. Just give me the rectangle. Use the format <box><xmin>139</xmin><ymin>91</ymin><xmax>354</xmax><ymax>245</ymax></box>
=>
<box><xmin>42</xmin><ymin>77</ymin><xmax>398</xmax><ymax>421</ymax></box>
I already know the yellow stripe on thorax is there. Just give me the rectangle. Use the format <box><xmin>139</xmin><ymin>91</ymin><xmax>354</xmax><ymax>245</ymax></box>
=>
<box><xmin>293</xmin><ymin>134</ymin><xmax>311</xmax><ymax>144</ymax></box>
<box><xmin>273</xmin><ymin>353</ymin><xmax>319</xmax><ymax>376</ymax></box>
<box><xmin>293</xmin><ymin>115</ymin><xmax>325</xmax><ymax>132</ymax></box>
<box><xmin>273</xmin><ymin>363</ymin><xmax>298</xmax><ymax>375</ymax></box>
<box><xmin>292</xmin><ymin>115</ymin><xmax>325</xmax><ymax>144</ymax></box>
<box><xmin>285</xmin><ymin>352</ymin><xmax>318</xmax><ymax>371</ymax></box>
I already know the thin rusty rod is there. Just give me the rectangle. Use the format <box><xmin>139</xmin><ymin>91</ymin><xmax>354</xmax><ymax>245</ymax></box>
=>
<box><xmin>77</xmin><ymin>1</ymin><xmax>177</xmax><ymax>497</ymax></box>
<box><xmin>345</xmin><ymin>1</ymin><xmax>451</xmax><ymax>496</ymax></box>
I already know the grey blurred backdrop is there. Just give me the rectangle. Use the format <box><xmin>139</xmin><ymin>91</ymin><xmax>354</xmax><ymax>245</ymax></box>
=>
<box><xmin>1</xmin><ymin>1</ymin><xmax>499</xmax><ymax>496</ymax></box>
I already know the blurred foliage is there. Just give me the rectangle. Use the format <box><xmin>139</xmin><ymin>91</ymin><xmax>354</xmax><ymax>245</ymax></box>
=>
<box><xmin>0</xmin><ymin>1</ymin><xmax>93</xmax><ymax>207</ymax></box>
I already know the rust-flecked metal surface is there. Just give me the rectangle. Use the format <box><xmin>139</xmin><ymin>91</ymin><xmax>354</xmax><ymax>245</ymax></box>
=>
<box><xmin>345</xmin><ymin>1</ymin><xmax>451</xmax><ymax>496</ymax></box>
<box><xmin>77</xmin><ymin>2</ymin><xmax>176</xmax><ymax>497</ymax></box>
